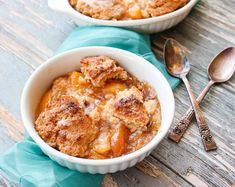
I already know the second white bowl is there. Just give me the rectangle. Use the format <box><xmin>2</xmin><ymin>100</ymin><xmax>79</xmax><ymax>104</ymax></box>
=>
<box><xmin>48</xmin><ymin>0</ymin><xmax>197</xmax><ymax>33</ymax></box>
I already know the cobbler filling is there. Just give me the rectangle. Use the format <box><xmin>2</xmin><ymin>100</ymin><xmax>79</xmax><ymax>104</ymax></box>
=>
<box><xmin>35</xmin><ymin>56</ymin><xmax>161</xmax><ymax>159</ymax></box>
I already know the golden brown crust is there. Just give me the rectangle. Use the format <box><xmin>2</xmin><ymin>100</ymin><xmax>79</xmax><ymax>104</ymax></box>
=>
<box><xmin>103</xmin><ymin>87</ymin><xmax>149</xmax><ymax>132</ymax></box>
<box><xmin>35</xmin><ymin>108</ymin><xmax>59</xmax><ymax>147</ymax></box>
<box><xmin>50</xmin><ymin>76</ymin><xmax>71</xmax><ymax>102</ymax></box>
<box><xmin>74</xmin><ymin>0</ymin><xmax>125</xmax><ymax>20</ymax></box>
<box><xmin>147</xmin><ymin>0</ymin><xmax>189</xmax><ymax>17</ymax></box>
<box><xmin>35</xmin><ymin>96</ymin><xmax>99</xmax><ymax>157</ymax></box>
<box><xmin>80</xmin><ymin>55</ymin><xmax>129</xmax><ymax>87</ymax></box>
<box><xmin>70</xmin><ymin>0</ymin><xmax>188</xmax><ymax>20</ymax></box>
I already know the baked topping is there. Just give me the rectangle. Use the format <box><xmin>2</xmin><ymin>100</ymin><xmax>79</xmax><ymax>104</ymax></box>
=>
<box><xmin>35</xmin><ymin>96</ymin><xmax>98</xmax><ymax>157</ymax></box>
<box><xmin>103</xmin><ymin>87</ymin><xmax>149</xmax><ymax>132</ymax></box>
<box><xmin>147</xmin><ymin>0</ymin><xmax>189</xmax><ymax>17</ymax></box>
<box><xmin>81</xmin><ymin>55</ymin><xmax>129</xmax><ymax>87</ymax></box>
<box><xmin>73</xmin><ymin>0</ymin><xmax>125</xmax><ymax>20</ymax></box>
<box><xmin>69</xmin><ymin>0</ymin><xmax>189</xmax><ymax>20</ymax></box>
<box><xmin>35</xmin><ymin>55</ymin><xmax>161</xmax><ymax>159</ymax></box>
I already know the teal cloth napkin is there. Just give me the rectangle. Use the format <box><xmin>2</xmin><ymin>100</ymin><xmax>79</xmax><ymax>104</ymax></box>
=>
<box><xmin>0</xmin><ymin>26</ymin><xmax>180</xmax><ymax>187</ymax></box>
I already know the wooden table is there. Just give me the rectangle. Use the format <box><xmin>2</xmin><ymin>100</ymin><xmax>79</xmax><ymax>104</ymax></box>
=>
<box><xmin>0</xmin><ymin>0</ymin><xmax>235</xmax><ymax>186</ymax></box>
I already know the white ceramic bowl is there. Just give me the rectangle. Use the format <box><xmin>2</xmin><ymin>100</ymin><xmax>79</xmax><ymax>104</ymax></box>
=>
<box><xmin>48</xmin><ymin>0</ymin><xmax>197</xmax><ymax>33</ymax></box>
<box><xmin>21</xmin><ymin>46</ymin><xmax>175</xmax><ymax>174</ymax></box>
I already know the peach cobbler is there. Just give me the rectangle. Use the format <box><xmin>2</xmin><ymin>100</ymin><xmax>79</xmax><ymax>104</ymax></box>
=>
<box><xmin>69</xmin><ymin>0</ymin><xmax>189</xmax><ymax>20</ymax></box>
<box><xmin>35</xmin><ymin>55</ymin><xmax>161</xmax><ymax>159</ymax></box>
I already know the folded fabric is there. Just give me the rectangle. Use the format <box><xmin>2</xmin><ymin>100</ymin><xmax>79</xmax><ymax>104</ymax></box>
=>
<box><xmin>0</xmin><ymin>26</ymin><xmax>180</xmax><ymax>187</ymax></box>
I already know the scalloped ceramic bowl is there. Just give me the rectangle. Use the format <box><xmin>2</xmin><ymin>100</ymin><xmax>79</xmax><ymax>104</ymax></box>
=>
<box><xmin>21</xmin><ymin>46</ymin><xmax>175</xmax><ymax>174</ymax></box>
<box><xmin>48</xmin><ymin>0</ymin><xmax>197</xmax><ymax>33</ymax></box>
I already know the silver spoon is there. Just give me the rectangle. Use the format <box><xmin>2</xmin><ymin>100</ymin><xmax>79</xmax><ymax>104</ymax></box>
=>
<box><xmin>168</xmin><ymin>47</ymin><xmax>235</xmax><ymax>143</ymax></box>
<box><xmin>164</xmin><ymin>38</ymin><xmax>217</xmax><ymax>151</ymax></box>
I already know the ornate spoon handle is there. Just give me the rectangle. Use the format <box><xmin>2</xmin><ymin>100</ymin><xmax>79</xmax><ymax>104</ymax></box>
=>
<box><xmin>168</xmin><ymin>107</ymin><xmax>194</xmax><ymax>143</ymax></box>
<box><xmin>171</xmin><ymin>78</ymin><xmax>217</xmax><ymax>151</ymax></box>
<box><xmin>168</xmin><ymin>80</ymin><xmax>215</xmax><ymax>143</ymax></box>
<box><xmin>192</xmin><ymin>97</ymin><xmax>217</xmax><ymax>151</ymax></box>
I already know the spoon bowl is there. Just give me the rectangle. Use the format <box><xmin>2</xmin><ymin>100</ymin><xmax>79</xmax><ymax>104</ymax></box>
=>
<box><xmin>164</xmin><ymin>39</ymin><xmax>190</xmax><ymax>77</ymax></box>
<box><xmin>208</xmin><ymin>47</ymin><xmax>235</xmax><ymax>83</ymax></box>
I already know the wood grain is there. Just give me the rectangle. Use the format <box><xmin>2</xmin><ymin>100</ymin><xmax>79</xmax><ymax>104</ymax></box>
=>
<box><xmin>0</xmin><ymin>0</ymin><xmax>235</xmax><ymax>186</ymax></box>
<box><xmin>136</xmin><ymin>158</ymin><xmax>161</xmax><ymax>178</ymax></box>
<box><xmin>0</xmin><ymin>105</ymin><xmax>23</xmax><ymax>141</ymax></box>
<box><xmin>101</xmin><ymin>175</ymin><xmax>119</xmax><ymax>187</ymax></box>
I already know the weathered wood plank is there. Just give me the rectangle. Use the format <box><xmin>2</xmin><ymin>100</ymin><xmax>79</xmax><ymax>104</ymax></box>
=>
<box><xmin>135</xmin><ymin>158</ymin><xmax>161</xmax><ymax>178</ymax></box>
<box><xmin>102</xmin><ymin>175</ymin><xmax>119</xmax><ymax>187</ymax></box>
<box><xmin>0</xmin><ymin>50</ymin><xmax>32</xmax><ymax>119</ymax></box>
<box><xmin>112</xmin><ymin>156</ymin><xmax>192</xmax><ymax>187</ymax></box>
<box><xmin>0</xmin><ymin>124</ymin><xmax>16</xmax><ymax>154</ymax></box>
<box><xmin>0</xmin><ymin>0</ymin><xmax>75</xmax><ymax>68</ymax></box>
<box><xmin>0</xmin><ymin>104</ymin><xmax>23</xmax><ymax>142</ymax></box>
<box><xmin>0</xmin><ymin>171</ymin><xmax>17</xmax><ymax>187</ymax></box>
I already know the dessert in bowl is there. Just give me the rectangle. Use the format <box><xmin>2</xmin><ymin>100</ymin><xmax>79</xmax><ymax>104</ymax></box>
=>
<box><xmin>35</xmin><ymin>55</ymin><xmax>161</xmax><ymax>159</ymax></box>
<box><xmin>48</xmin><ymin>0</ymin><xmax>198</xmax><ymax>33</ymax></box>
<box><xmin>21</xmin><ymin>46</ymin><xmax>175</xmax><ymax>173</ymax></box>
<box><xmin>69</xmin><ymin>0</ymin><xmax>189</xmax><ymax>21</ymax></box>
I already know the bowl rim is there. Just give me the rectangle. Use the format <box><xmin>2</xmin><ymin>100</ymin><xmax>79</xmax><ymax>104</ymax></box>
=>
<box><xmin>52</xmin><ymin>0</ymin><xmax>198</xmax><ymax>26</ymax></box>
<box><xmin>21</xmin><ymin>46</ymin><xmax>175</xmax><ymax>166</ymax></box>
